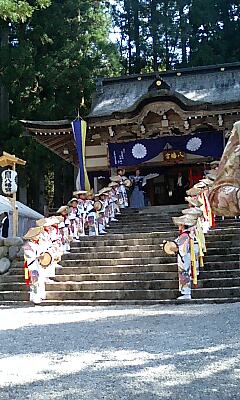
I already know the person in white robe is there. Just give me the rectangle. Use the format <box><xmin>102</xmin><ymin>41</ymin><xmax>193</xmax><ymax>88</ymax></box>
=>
<box><xmin>172</xmin><ymin>216</ymin><xmax>198</xmax><ymax>300</ymax></box>
<box><xmin>23</xmin><ymin>226</ymin><xmax>46</xmax><ymax>304</ymax></box>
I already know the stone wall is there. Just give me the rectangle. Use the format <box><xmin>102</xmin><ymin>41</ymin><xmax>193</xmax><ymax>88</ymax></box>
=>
<box><xmin>0</xmin><ymin>237</ymin><xmax>24</xmax><ymax>275</ymax></box>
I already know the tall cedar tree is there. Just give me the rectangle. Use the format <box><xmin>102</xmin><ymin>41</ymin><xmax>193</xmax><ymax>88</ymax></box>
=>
<box><xmin>0</xmin><ymin>0</ymin><xmax>121</xmax><ymax>211</ymax></box>
<box><xmin>111</xmin><ymin>0</ymin><xmax>240</xmax><ymax>73</ymax></box>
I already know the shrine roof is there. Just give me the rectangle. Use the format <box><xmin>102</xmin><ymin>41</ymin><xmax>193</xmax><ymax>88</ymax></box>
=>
<box><xmin>89</xmin><ymin>62</ymin><xmax>240</xmax><ymax>118</ymax></box>
<box><xmin>20</xmin><ymin>119</ymin><xmax>77</xmax><ymax>165</ymax></box>
<box><xmin>20</xmin><ymin>119</ymin><xmax>71</xmax><ymax>128</ymax></box>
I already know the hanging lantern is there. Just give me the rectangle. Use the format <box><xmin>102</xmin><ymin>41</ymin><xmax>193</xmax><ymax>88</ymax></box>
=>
<box><xmin>1</xmin><ymin>169</ymin><xmax>18</xmax><ymax>195</ymax></box>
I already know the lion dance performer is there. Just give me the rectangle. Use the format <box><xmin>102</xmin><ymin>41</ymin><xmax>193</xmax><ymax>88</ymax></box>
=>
<box><xmin>208</xmin><ymin>121</ymin><xmax>240</xmax><ymax>216</ymax></box>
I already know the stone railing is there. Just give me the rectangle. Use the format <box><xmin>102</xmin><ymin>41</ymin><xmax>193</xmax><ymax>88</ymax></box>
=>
<box><xmin>0</xmin><ymin>237</ymin><xmax>24</xmax><ymax>275</ymax></box>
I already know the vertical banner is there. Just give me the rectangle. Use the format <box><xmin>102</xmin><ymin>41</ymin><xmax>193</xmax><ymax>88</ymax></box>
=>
<box><xmin>72</xmin><ymin>119</ymin><xmax>90</xmax><ymax>191</ymax></box>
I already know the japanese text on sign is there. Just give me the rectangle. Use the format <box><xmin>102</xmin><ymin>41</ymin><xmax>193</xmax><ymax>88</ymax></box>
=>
<box><xmin>163</xmin><ymin>150</ymin><xmax>185</xmax><ymax>162</ymax></box>
<box><xmin>1</xmin><ymin>170</ymin><xmax>18</xmax><ymax>194</ymax></box>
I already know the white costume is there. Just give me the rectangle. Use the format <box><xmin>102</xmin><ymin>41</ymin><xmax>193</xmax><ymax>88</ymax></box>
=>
<box><xmin>85</xmin><ymin>199</ymin><xmax>99</xmax><ymax>236</ymax></box>
<box><xmin>118</xmin><ymin>176</ymin><xmax>128</xmax><ymax>208</ymax></box>
<box><xmin>24</xmin><ymin>240</ymin><xmax>46</xmax><ymax>304</ymax></box>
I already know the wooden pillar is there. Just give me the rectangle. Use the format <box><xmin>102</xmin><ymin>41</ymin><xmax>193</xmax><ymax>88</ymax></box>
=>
<box><xmin>12</xmin><ymin>163</ymin><xmax>18</xmax><ymax>236</ymax></box>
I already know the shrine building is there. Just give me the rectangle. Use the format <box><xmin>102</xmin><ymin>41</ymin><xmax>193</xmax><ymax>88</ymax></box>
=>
<box><xmin>21</xmin><ymin>62</ymin><xmax>240</xmax><ymax>205</ymax></box>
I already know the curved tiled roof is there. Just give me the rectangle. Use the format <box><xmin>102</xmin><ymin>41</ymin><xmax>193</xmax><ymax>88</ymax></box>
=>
<box><xmin>89</xmin><ymin>62</ymin><xmax>240</xmax><ymax>118</ymax></box>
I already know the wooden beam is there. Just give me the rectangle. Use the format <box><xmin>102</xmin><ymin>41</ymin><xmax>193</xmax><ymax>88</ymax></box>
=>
<box><xmin>0</xmin><ymin>152</ymin><xmax>26</xmax><ymax>167</ymax></box>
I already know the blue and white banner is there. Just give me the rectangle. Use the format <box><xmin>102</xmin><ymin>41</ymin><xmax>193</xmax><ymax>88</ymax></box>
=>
<box><xmin>72</xmin><ymin>119</ymin><xmax>90</xmax><ymax>191</ymax></box>
<box><xmin>108</xmin><ymin>132</ymin><xmax>224</xmax><ymax>167</ymax></box>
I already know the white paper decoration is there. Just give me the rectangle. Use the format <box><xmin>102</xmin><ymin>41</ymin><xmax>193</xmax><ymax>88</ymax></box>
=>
<box><xmin>1</xmin><ymin>170</ymin><xmax>18</xmax><ymax>194</ymax></box>
<box><xmin>132</xmin><ymin>143</ymin><xmax>147</xmax><ymax>159</ymax></box>
<box><xmin>186</xmin><ymin>137</ymin><xmax>202</xmax><ymax>152</ymax></box>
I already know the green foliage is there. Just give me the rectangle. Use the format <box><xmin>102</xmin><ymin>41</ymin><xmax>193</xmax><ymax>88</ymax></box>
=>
<box><xmin>0</xmin><ymin>0</ymin><xmax>51</xmax><ymax>22</ymax></box>
<box><xmin>111</xmin><ymin>0</ymin><xmax>240</xmax><ymax>72</ymax></box>
<box><xmin>0</xmin><ymin>0</ymin><xmax>121</xmax><ymax>209</ymax></box>
<box><xmin>1</xmin><ymin>0</ymin><xmax>120</xmax><ymax>122</ymax></box>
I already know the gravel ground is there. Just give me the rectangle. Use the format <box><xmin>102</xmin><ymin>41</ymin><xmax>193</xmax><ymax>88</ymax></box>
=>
<box><xmin>0</xmin><ymin>303</ymin><xmax>239</xmax><ymax>400</ymax></box>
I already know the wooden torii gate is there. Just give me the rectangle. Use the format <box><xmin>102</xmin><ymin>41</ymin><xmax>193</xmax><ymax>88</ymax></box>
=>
<box><xmin>0</xmin><ymin>152</ymin><xmax>26</xmax><ymax>236</ymax></box>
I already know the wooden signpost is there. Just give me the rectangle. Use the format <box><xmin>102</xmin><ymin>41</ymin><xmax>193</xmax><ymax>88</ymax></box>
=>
<box><xmin>0</xmin><ymin>152</ymin><xmax>26</xmax><ymax>237</ymax></box>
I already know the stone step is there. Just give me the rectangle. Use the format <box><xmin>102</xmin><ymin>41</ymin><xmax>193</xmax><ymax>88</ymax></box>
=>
<box><xmin>0</xmin><ymin>291</ymin><xmax>29</xmax><ymax>301</ymax></box>
<box><xmin>107</xmin><ymin>226</ymin><xmax>240</xmax><ymax>234</ymax></box>
<box><xmin>73</xmin><ymin>232</ymin><xmax>178</xmax><ymax>241</ymax></box>
<box><xmin>71</xmin><ymin>244</ymin><xmax>164</xmax><ymax>252</ymax></box>
<box><xmin>117</xmin><ymin>217</ymin><xmax>177</xmax><ymax>222</ymax></box>
<box><xmin>70</xmin><ymin>228</ymin><xmax>240</xmax><ymax>242</ymax></box>
<box><xmin>109</xmin><ymin>219</ymin><xmax>240</xmax><ymax>227</ymax></box>
<box><xmin>40</xmin><ymin>297</ymin><xmax>240</xmax><ymax>306</ymax></box>
<box><xmin>198</xmin><ymin>277</ymin><xmax>240</xmax><ymax>288</ymax></box>
<box><xmin>57</xmin><ymin>264</ymin><xmax>178</xmax><ymax>274</ymax></box>
<box><xmin>45</xmin><ymin>280</ymin><xmax>179</xmax><ymax>291</ymax></box>
<box><xmin>200</xmin><ymin>269</ymin><xmax>240</xmax><ymax>279</ymax></box>
<box><xmin>206</xmin><ymin>247</ymin><xmax>240</xmax><ymax>255</ymax></box>
<box><xmin>0</xmin><ymin>275</ymin><xmax>25</xmax><ymax>283</ymax></box>
<box><xmin>72</xmin><ymin>236</ymin><xmax>239</xmax><ymax>248</ymax></box>
<box><xmin>0</xmin><ymin>283</ymin><xmax>28</xmax><ymax>292</ymax></box>
<box><xmin>124</xmin><ymin>207</ymin><xmax>185</xmax><ymax>215</ymax></box>
<box><xmin>61</xmin><ymin>256</ymin><xmax>177</xmax><ymax>266</ymax></box>
<box><xmin>45</xmin><ymin>289</ymin><xmax>179</xmax><ymax>301</ymax></box>
<box><xmin>139</xmin><ymin>205</ymin><xmax>186</xmax><ymax>212</ymax></box>
<box><xmin>67</xmin><ymin>247</ymin><xmax>240</xmax><ymax>258</ymax></box>
<box><xmin>207</xmin><ymin>227</ymin><xmax>240</xmax><ymax>235</ymax></box>
<box><xmin>53</xmin><ymin>271</ymin><xmax>179</xmax><ymax>282</ymax></box>
<box><xmin>203</xmin><ymin>261</ymin><xmax>240</xmax><ymax>270</ymax></box>
<box><xmin>8</xmin><ymin>263</ymin><xmax>177</xmax><ymax>276</ymax></box>
<box><xmin>8</xmin><ymin>260</ymin><xmax>240</xmax><ymax>278</ymax></box>
<box><xmin>205</xmin><ymin>233</ymin><xmax>240</xmax><ymax>242</ymax></box>
<box><xmin>61</xmin><ymin>254</ymin><xmax>239</xmax><ymax>266</ymax></box>
<box><xmin>70</xmin><ymin>241</ymin><xmax>239</xmax><ymax>253</ymax></box>
<box><xmin>107</xmin><ymin>225</ymin><xmax>176</xmax><ymax>231</ymax></box>
<box><xmin>106</xmin><ymin>228</ymin><xmax>178</xmax><ymax>233</ymax></box>
<box><xmin>0</xmin><ymin>204</ymin><xmax>239</xmax><ymax>306</ymax></box>
<box><xmin>3</xmin><ymin>268</ymin><xmax>240</xmax><ymax>286</ymax></box>
<box><xmin>44</xmin><ymin>277</ymin><xmax>240</xmax><ymax>292</ymax></box>
<box><xmin>67</xmin><ymin>249</ymin><xmax>169</xmax><ymax>258</ymax></box>
<box><xmin>193</xmin><ymin>287</ymin><xmax>240</xmax><ymax>299</ymax></box>
<box><xmin>2</xmin><ymin>297</ymin><xmax>240</xmax><ymax>307</ymax></box>
<box><xmin>110</xmin><ymin>218</ymin><xmax>240</xmax><ymax>224</ymax></box>
<box><xmin>44</xmin><ymin>286</ymin><xmax>240</xmax><ymax>301</ymax></box>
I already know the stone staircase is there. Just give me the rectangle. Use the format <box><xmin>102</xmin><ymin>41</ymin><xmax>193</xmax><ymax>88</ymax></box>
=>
<box><xmin>0</xmin><ymin>205</ymin><xmax>240</xmax><ymax>306</ymax></box>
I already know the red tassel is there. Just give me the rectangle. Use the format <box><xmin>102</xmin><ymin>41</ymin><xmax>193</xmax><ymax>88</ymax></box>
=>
<box><xmin>212</xmin><ymin>213</ymin><xmax>216</xmax><ymax>228</ymax></box>
<box><xmin>24</xmin><ymin>261</ymin><xmax>30</xmax><ymax>286</ymax></box>
<box><xmin>191</xmin><ymin>264</ymin><xmax>198</xmax><ymax>289</ymax></box>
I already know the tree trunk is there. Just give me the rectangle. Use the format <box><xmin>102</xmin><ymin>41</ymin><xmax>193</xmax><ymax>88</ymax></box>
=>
<box><xmin>179</xmin><ymin>4</ymin><xmax>187</xmax><ymax>65</ymax></box>
<box><xmin>150</xmin><ymin>0</ymin><xmax>158</xmax><ymax>70</ymax></box>
<box><xmin>163</xmin><ymin>1</ymin><xmax>170</xmax><ymax>69</ymax></box>
<box><xmin>0</xmin><ymin>19</ymin><xmax>9</xmax><ymax>124</ymax></box>
<box><xmin>132</xmin><ymin>0</ymin><xmax>141</xmax><ymax>73</ymax></box>
<box><xmin>124</xmin><ymin>0</ymin><xmax>133</xmax><ymax>74</ymax></box>
<box><xmin>165</xmin><ymin>32</ymin><xmax>170</xmax><ymax>69</ymax></box>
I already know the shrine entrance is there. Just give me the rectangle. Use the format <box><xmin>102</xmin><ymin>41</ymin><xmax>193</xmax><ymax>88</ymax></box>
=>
<box><xmin>128</xmin><ymin>163</ymin><xmax>205</xmax><ymax>206</ymax></box>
